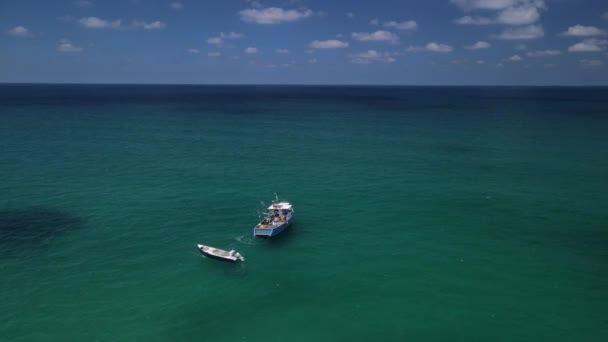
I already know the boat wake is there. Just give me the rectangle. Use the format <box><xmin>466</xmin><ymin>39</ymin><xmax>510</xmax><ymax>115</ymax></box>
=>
<box><xmin>235</xmin><ymin>235</ymin><xmax>257</xmax><ymax>246</ymax></box>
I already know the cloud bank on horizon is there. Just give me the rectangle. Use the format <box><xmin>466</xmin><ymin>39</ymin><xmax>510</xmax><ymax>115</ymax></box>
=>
<box><xmin>2</xmin><ymin>0</ymin><xmax>608</xmax><ymax>84</ymax></box>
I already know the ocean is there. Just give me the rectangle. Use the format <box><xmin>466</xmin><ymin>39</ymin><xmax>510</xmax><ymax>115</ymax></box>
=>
<box><xmin>1</xmin><ymin>85</ymin><xmax>607</xmax><ymax>341</ymax></box>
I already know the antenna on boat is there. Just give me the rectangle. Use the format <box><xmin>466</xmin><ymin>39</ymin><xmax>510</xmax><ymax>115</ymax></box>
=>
<box><xmin>274</xmin><ymin>192</ymin><xmax>279</xmax><ymax>203</ymax></box>
<box><xmin>258</xmin><ymin>201</ymin><xmax>267</xmax><ymax>220</ymax></box>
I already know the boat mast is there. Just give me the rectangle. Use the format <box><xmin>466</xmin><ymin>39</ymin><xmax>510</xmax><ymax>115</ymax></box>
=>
<box><xmin>258</xmin><ymin>201</ymin><xmax>270</xmax><ymax>221</ymax></box>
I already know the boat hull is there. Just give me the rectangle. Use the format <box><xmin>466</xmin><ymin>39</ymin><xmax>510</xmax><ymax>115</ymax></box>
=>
<box><xmin>196</xmin><ymin>245</ymin><xmax>242</xmax><ymax>263</ymax></box>
<box><xmin>199</xmin><ymin>251</ymin><xmax>239</xmax><ymax>263</ymax></box>
<box><xmin>253</xmin><ymin>215</ymin><xmax>294</xmax><ymax>237</ymax></box>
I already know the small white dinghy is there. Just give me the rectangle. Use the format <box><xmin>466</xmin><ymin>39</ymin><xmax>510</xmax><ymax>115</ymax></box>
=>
<box><xmin>196</xmin><ymin>244</ymin><xmax>244</xmax><ymax>263</ymax></box>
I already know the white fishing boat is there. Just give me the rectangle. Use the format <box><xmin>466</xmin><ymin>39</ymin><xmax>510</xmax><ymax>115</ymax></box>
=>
<box><xmin>253</xmin><ymin>194</ymin><xmax>295</xmax><ymax>237</ymax></box>
<box><xmin>196</xmin><ymin>244</ymin><xmax>244</xmax><ymax>262</ymax></box>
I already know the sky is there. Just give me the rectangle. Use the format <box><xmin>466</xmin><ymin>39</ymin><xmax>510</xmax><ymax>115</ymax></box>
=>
<box><xmin>1</xmin><ymin>0</ymin><xmax>608</xmax><ymax>85</ymax></box>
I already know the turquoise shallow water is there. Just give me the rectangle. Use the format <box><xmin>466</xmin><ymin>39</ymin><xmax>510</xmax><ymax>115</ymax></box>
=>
<box><xmin>1</xmin><ymin>85</ymin><xmax>608</xmax><ymax>341</ymax></box>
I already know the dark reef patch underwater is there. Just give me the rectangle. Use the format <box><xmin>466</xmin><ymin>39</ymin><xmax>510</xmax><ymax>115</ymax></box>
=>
<box><xmin>0</xmin><ymin>208</ymin><xmax>83</xmax><ymax>257</ymax></box>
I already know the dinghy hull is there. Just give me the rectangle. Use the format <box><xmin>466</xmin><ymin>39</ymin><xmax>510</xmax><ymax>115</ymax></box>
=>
<box><xmin>196</xmin><ymin>244</ymin><xmax>244</xmax><ymax>263</ymax></box>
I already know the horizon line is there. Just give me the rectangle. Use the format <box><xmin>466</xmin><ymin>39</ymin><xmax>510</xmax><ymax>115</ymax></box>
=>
<box><xmin>1</xmin><ymin>82</ymin><xmax>608</xmax><ymax>87</ymax></box>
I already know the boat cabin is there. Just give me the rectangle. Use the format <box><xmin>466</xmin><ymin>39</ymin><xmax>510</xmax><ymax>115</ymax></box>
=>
<box><xmin>258</xmin><ymin>202</ymin><xmax>293</xmax><ymax>227</ymax></box>
<box><xmin>268</xmin><ymin>202</ymin><xmax>292</xmax><ymax>211</ymax></box>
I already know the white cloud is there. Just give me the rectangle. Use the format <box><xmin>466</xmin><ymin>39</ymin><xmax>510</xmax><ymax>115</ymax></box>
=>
<box><xmin>132</xmin><ymin>21</ymin><xmax>166</xmax><ymax>30</ymax></box>
<box><xmin>494</xmin><ymin>25</ymin><xmax>544</xmax><ymax>40</ymax></box>
<box><xmin>515</xmin><ymin>44</ymin><xmax>527</xmax><ymax>50</ymax></box>
<box><xmin>239</xmin><ymin>7</ymin><xmax>313</xmax><ymax>24</ymax></box>
<box><xmin>568</xmin><ymin>38</ymin><xmax>608</xmax><ymax>52</ymax></box>
<box><xmin>169</xmin><ymin>2</ymin><xmax>183</xmax><ymax>10</ymax></box>
<box><xmin>369</xmin><ymin>18</ymin><xmax>379</xmax><ymax>25</ymax></box>
<box><xmin>350</xmin><ymin>50</ymin><xmax>396</xmax><ymax>64</ymax></box>
<box><xmin>207</xmin><ymin>37</ymin><xmax>222</xmax><ymax>45</ymax></box>
<box><xmin>78</xmin><ymin>17</ymin><xmax>165</xmax><ymax>31</ymax></box>
<box><xmin>383</xmin><ymin>20</ymin><xmax>417</xmax><ymax>30</ymax></box>
<box><xmin>346</xmin><ymin>12</ymin><xmax>355</xmax><ymax>18</ymax></box>
<box><xmin>78</xmin><ymin>16</ymin><xmax>122</xmax><ymax>29</ymax></box>
<box><xmin>526</xmin><ymin>50</ymin><xmax>561</xmax><ymax>57</ymax></box>
<box><xmin>244</xmin><ymin>47</ymin><xmax>259</xmax><ymax>54</ymax></box>
<box><xmin>7</xmin><ymin>26</ymin><xmax>31</xmax><ymax>37</ymax></box>
<box><xmin>561</xmin><ymin>25</ymin><xmax>607</xmax><ymax>37</ymax></box>
<box><xmin>452</xmin><ymin>1</ymin><xmax>545</xmax><ymax>26</ymax></box>
<box><xmin>476</xmin><ymin>60</ymin><xmax>485</xmax><ymax>64</ymax></box>
<box><xmin>275</xmin><ymin>48</ymin><xmax>289</xmax><ymax>54</ymax></box>
<box><xmin>580</xmin><ymin>59</ymin><xmax>603</xmax><ymax>67</ymax></box>
<box><xmin>309</xmin><ymin>39</ymin><xmax>349</xmax><ymax>48</ymax></box>
<box><xmin>207</xmin><ymin>32</ymin><xmax>243</xmax><ymax>46</ymax></box>
<box><xmin>57</xmin><ymin>39</ymin><xmax>83</xmax><ymax>52</ymax></box>
<box><xmin>453</xmin><ymin>16</ymin><xmax>492</xmax><ymax>25</ymax></box>
<box><xmin>188</xmin><ymin>48</ymin><xmax>200</xmax><ymax>54</ymax></box>
<box><xmin>450</xmin><ymin>0</ymin><xmax>518</xmax><ymax>10</ymax></box>
<box><xmin>352</xmin><ymin>30</ymin><xmax>398</xmax><ymax>42</ymax></box>
<box><xmin>208</xmin><ymin>52</ymin><xmax>221</xmax><ymax>57</ymax></box>
<box><xmin>309</xmin><ymin>58</ymin><xmax>318</xmax><ymax>63</ymax></box>
<box><xmin>509</xmin><ymin>54</ymin><xmax>523</xmax><ymax>61</ymax></box>
<box><xmin>220</xmin><ymin>31</ymin><xmax>244</xmax><ymax>39</ymax></box>
<box><xmin>604</xmin><ymin>12</ymin><xmax>608</xmax><ymax>20</ymax></box>
<box><xmin>408</xmin><ymin>42</ymin><xmax>453</xmax><ymax>53</ymax></box>
<box><xmin>465</xmin><ymin>41</ymin><xmax>491</xmax><ymax>50</ymax></box>
<box><xmin>496</xmin><ymin>5</ymin><xmax>540</xmax><ymax>25</ymax></box>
